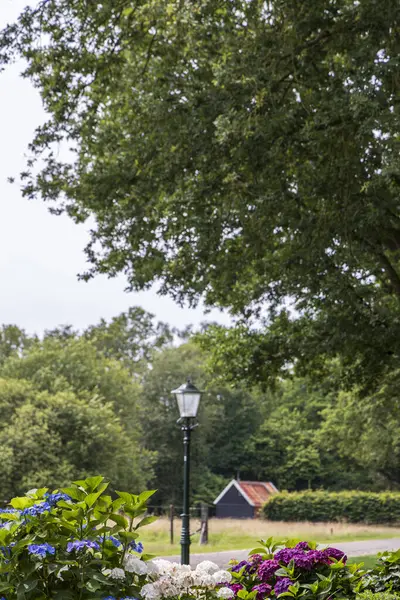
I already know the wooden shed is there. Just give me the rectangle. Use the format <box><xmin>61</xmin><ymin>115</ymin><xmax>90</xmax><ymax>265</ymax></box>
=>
<box><xmin>213</xmin><ymin>479</ymin><xmax>278</xmax><ymax>518</ymax></box>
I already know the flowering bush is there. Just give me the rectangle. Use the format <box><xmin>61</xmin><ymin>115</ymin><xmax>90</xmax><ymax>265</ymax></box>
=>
<box><xmin>227</xmin><ymin>539</ymin><xmax>366</xmax><ymax>600</ymax></box>
<box><xmin>0</xmin><ymin>475</ymin><xmax>155</xmax><ymax>600</ymax></box>
<box><xmin>0</xmin><ymin>476</ymin><xmax>232</xmax><ymax>600</ymax></box>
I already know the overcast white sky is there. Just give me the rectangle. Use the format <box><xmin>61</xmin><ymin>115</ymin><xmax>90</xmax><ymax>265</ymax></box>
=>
<box><xmin>0</xmin><ymin>0</ymin><xmax>230</xmax><ymax>335</ymax></box>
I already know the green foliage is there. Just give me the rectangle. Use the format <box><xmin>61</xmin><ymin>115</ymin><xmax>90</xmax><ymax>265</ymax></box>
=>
<box><xmin>364</xmin><ymin>550</ymin><xmax>400</xmax><ymax>594</ymax></box>
<box><xmin>0</xmin><ymin>329</ymin><xmax>158</xmax><ymax>498</ymax></box>
<box><xmin>357</xmin><ymin>593</ymin><xmax>400</xmax><ymax>600</ymax></box>
<box><xmin>320</xmin><ymin>372</ymin><xmax>400</xmax><ymax>488</ymax></box>
<box><xmin>0</xmin><ymin>334</ymin><xmax>144</xmax><ymax>435</ymax></box>
<box><xmin>0</xmin><ymin>326</ymin><xmax>35</xmax><ymax>367</ymax></box>
<box><xmin>83</xmin><ymin>307</ymin><xmax>174</xmax><ymax>374</ymax></box>
<box><xmin>0</xmin><ymin>378</ymin><xmax>153</xmax><ymax>498</ymax></box>
<box><xmin>243</xmin><ymin>377</ymin><xmax>373</xmax><ymax>492</ymax></box>
<box><xmin>3</xmin><ymin>1</ymin><xmax>400</xmax><ymax>388</ymax></box>
<box><xmin>0</xmin><ymin>476</ymin><xmax>155</xmax><ymax>600</ymax></box>
<box><xmin>264</xmin><ymin>491</ymin><xmax>400</xmax><ymax>524</ymax></box>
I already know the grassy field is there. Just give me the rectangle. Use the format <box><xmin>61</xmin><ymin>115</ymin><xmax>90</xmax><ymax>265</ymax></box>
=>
<box><xmin>139</xmin><ymin>518</ymin><xmax>400</xmax><ymax>556</ymax></box>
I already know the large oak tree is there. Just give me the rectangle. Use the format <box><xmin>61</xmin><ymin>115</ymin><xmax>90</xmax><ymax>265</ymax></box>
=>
<box><xmin>2</xmin><ymin>0</ymin><xmax>400</xmax><ymax>386</ymax></box>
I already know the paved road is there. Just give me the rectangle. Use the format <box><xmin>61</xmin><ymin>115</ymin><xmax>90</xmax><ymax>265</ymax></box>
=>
<box><xmin>163</xmin><ymin>538</ymin><xmax>400</xmax><ymax>568</ymax></box>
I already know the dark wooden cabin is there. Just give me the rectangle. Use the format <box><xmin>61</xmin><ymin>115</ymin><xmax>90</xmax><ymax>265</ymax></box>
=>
<box><xmin>213</xmin><ymin>479</ymin><xmax>278</xmax><ymax>519</ymax></box>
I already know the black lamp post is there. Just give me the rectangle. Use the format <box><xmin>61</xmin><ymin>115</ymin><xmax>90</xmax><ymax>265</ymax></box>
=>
<box><xmin>171</xmin><ymin>378</ymin><xmax>202</xmax><ymax>565</ymax></box>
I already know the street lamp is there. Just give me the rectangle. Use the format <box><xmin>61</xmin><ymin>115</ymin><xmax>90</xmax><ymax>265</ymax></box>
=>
<box><xmin>171</xmin><ymin>378</ymin><xmax>202</xmax><ymax>565</ymax></box>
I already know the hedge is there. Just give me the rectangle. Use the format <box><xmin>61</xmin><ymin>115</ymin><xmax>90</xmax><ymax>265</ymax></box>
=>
<box><xmin>263</xmin><ymin>490</ymin><xmax>400</xmax><ymax>524</ymax></box>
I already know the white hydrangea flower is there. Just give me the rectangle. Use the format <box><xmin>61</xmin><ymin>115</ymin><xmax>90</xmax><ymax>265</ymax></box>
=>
<box><xmin>146</xmin><ymin>560</ymin><xmax>161</xmax><ymax>576</ymax></box>
<box><xmin>148</xmin><ymin>559</ymin><xmax>174</xmax><ymax>575</ymax></box>
<box><xmin>141</xmin><ymin>583</ymin><xmax>162</xmax><ymax>600</ymax></box>
<box><xmin>109</xmin><ymin>567</ymin><xmax>125</xmax><ymax>580</ymax></box>
<box><xmin>174</xmin><ymin>569</ymin><xmax>195</xmax><ymax>588</ymax></box>
<box><xmin>194</xmin><ymin>571</ymin><xmax>215</xmax><ymax>587</ymax></box>
<box><xmin>167</xmin><ymin>563</ymin><xmax>190</xmax><ymax>577</ymax></box>
<box><xmin>217</xmin><ymin>587</ymin><xmax>235</xmax><ymax>599</ymax></box>
<box><xmin>195</xmin><ymin>560</ymin><xmax>220</xmax><ymax>575</ymax></box>
<box><xmin>213</xmin><ymin>570</ymin><xmax>232</xmax><ymax>584</ymax></box>
<box><xmin>143</xmin><ymin>559</ymin><xmax>227</xmax><ymax>598</ymax></box>
<box><xmin>157</xmin><ymin>579</ymin><xmax>179</xmax><ymax>597</ymax></box>
<box><xmin>124</xmin><ymin>554</ymin><xmax>148</xmax><ymax>575</ymax></box>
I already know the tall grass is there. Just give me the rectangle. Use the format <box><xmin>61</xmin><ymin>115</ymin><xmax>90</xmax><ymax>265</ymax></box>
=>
<box><xmin>139</xmin><ymin>518</ymin><xmax>400</xmax><ymax>556</ymax></box>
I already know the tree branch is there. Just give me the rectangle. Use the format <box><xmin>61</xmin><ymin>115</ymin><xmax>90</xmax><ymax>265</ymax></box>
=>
<box><xmin>378</xmin><ymin>251</ymin><xmax>400</xmax><ymax>298</ymax></box>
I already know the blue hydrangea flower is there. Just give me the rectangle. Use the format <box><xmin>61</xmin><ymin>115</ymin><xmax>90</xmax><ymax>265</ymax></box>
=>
<box><xmin>21</xmin><ymin>503</ymin><xmax>52</xmax><ymax>518</ymax></box>
<box><xmin>28</xmin><ymin>543</ymin><xmax>56</xmax><ymax>558</ymax></box>
<box><xmin>45</xmin><ymin>493</ymin><xmax>71</xmax><ymax>506</ymax></box>
<box><xmin>103</xmin><ymin>597</ymin><xmax>116</xmax><ymax>600</ymax></box>
<box><xmin>67</xmin><ymin>539</ymin><xmax>100</xmax><ymax>553</ymax></box>
<box><xmin>0</xmin><ymin>546</ymin><xmax>11</xmax><ymax>558</ymax></box>
<box><xmin>106</xmin><ymin>535</ymin><xmax>122</xmax><ymax>548</ymax></box>
<box><xmin>0</xmin><ymin>508</ymin><xmax>20</xmax><ymax>514</ymax></box>
<box><xmin>129</xmin><ymin>540</ymin><xmax>143</xmax><ymax>553</ymax></box>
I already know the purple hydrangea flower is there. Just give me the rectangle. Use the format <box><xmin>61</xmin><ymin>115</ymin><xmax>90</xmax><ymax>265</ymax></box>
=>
<box><xmin>28</xmin><ymin>543</ymin><xmax>55</xmax><ymax>558</ymax></box>
<box><xmin>67</xmin><ymin>539</ymin><xmax>100</xmax><ymax>553</ymax></box>
<box><xmin>323</xmin><ymin>547</ymin><xmax>347</xmax><ymax>563</ymax></box>
<box><xmin>252</xmin><ymin>583</ymin><xmax>272</xmax><ymax>600</ymax></box>
<box><xmin>274</xmin><ymin>578</ymin><xmax>293</xmax><ymax>596</ymax></box>
<box><xmin>295</xmin><ymin>542</ymin><xmax>310</xmax><ymax>551</ymax></box>
<box><xmin>291</xmin><ymin>552</ymin><xmax>314</xmax><ymax>570</ymax></box>
<box><xmin>231</xmin><ymin>560</ymin><xmax>248</xmax><ymax>573</ymax></box>
<box><xmin>274</xmin><ymin>548</ymin><xmax>298</xmax><ymax>564</ymax></box>
<box><xmin>250</xmin><ymin>554</ymin><xmax>264</xmax><ymax>564</ymax></box>
<box><xmin>258</xmin><ymin>559</ymin><xmax>280</xmax><ymax>582</ymax></box>
<box><xmin>294</xmin><ymin>550</ymin><xmax>331</xmax><ymax>570</ymax></box>
<box><xmin>309</xmin><ymin>550</ymin><xmax>331</xmax><ymax>567</ymax></box>
<box><xmin>247</xmin><ymin>553</ymin><xmax>264</xmax><ymax>573</ymax></box>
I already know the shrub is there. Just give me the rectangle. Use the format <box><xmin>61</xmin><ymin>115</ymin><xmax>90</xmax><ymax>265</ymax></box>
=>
<box><xmin>227</xmin><ymin>538</ymin><xmax>366</xmax><ymax>600</ymax></box>
<box><xmin>364</xmin><ymin>549</ymin><xmax>400</xmax><ymax>593</ymax></box>
<box><xmin>263</xmin><ymin>491</ymin><xmax>400</xmax><ymax>524</ymax></box>
<box><xmin>0</xmin><ymin>475</ymin><xmax>157</xmax><ymax>599</ymax></box>
<box><xmin>357</xmin><ymin>593</ymin><xmax>400</xmax><ymax>600</ymax></box>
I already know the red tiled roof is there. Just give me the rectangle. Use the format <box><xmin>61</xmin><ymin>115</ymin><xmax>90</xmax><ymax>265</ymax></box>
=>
<box><xmin>239</xmin><ymin>481</ymin><xmax>277</xmax><ymax>507</ymax></box>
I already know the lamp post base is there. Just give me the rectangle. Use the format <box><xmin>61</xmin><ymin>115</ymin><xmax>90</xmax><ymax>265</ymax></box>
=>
<box><xmin>180</xmin><ymin>512</ymin><xmax>190</xmax><ymax>565</ymax></box>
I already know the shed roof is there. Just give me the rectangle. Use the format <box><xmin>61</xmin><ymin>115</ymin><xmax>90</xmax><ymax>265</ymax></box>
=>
<box><xmin>239</xmin><ymin>481</ymin><xmax>277</xmax><ymax>507</ymax></box>
<box><xmin>213</xmin><ymin>479</ymin><xmax>278</xmax><ymax>507</ymax></box>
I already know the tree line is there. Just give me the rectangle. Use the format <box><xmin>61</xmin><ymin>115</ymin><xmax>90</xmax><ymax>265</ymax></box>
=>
<box><xmin>0</xmin><ymin>307</ymin><xmax>397</xmax><ymax>505</ymax></box>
